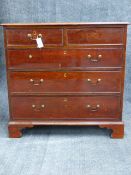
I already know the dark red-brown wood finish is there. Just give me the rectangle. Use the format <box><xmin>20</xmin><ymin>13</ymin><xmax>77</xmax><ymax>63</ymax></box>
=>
<box><xmin>9</xmin><ymin>71</ymin><xmax>122</xmax><ymax>93</ymax></box>
<box><xmin>2</xmin><ymin>22</ymin><xmax>128</xmax><ymax>138</ymax></box>
<box><xmin>7</xmin><ymin>48</ymin><xmax>124</xmax><ymax>69</ymax></box>
<box><xmin>10</xmin><ymin>95</ymin><xmax>121</xmax><ymax>120</ymax></box>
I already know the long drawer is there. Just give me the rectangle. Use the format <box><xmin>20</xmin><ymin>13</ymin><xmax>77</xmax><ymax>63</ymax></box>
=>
<box><xmin>9</xmin><ymin>71</ymin><xmax>121</xmax><ymax>93</ymax></box>
<box><xmin>7</xmin><ymin>48</ymin><xmax>124</xmax><ymax>69</ymax></box>
<box><xmin>67</xmin><ymin>27</ymin><xmax>124</xmax><ymax>45</ymax></box>
<box><xmin>5</xmin><ymin>28</ymin><xmax>63</xmax><ymax>47</ymax></box>
<box><xmin>10</xmin><ymin>96</ymin><xmax>121</xmax><ymax>120</ymax></box>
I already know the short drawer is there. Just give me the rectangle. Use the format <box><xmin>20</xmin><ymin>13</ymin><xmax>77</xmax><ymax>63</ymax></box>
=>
<box><xmin>67</xmin><ymin>27</ymin><xmax>124</xmax><ymax>45</ymax></box>
<box><xmin>9</xmin><ymin>71</ymin><xmax>121</xmax><ymax>93</ymax></box>
<box><xmin>7</xmin><ymin>48</ymin><xmax>123</xmax><ymax>69</ymax></box>
<box><xmin>6</xmin><ymin>28</ymin><xmax>63</xmax><ymax>47</ymax></box>
<box><xmin>10</xmin><ymin>96</ymin><xmax>121</xmax><ymax>120</ymax></box>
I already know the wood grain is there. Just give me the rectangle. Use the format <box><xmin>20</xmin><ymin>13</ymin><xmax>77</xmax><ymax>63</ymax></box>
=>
<box><xmin>9</xmin><ymin>71</ymin><xmax>122</xmax><ymax>93</ymax></box>
<box><xmin>7</xmin><ymin>48</ymin><xmax>124</xmax><ymax>69</ymax></box>
<box><xmin>2</xmin><ymin>23</ymin><xmax>128</xmax><ymax>138</ymax></box>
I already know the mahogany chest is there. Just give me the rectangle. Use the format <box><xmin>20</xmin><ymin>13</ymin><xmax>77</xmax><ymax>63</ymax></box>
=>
<box><xmin>2</xmin><ymin>22</ymin><xmax>128</xmax><ymax>138</ymax></box>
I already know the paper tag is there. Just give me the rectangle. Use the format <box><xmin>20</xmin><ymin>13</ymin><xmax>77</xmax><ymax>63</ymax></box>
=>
<box><xmin>36</xmin><ymin>37</ymin><xmax>44</xmax><ymax>48</ymax></box>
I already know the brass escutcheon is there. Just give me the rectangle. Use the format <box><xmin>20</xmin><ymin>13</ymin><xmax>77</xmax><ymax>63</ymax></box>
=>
<box><xmin>64</xmin><ymin>73</ymin><xmax>67</xmax><ymax>78</ymax></box>
<box><xmin>59</xmin><ymin>63</ymin><xmax>61</xmax><ymax>68</ymax></box>
<box><xmin>63</xmin><ymin>98</ymin><xmax>68</xmax><ymax>102</ymax></box>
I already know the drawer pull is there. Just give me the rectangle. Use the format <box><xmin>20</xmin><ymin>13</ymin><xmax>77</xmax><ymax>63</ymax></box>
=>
<box><xmin>86</xmin><ymin>104</ymin><xmax>100</xmax><ymax>112</ymax></box>
<box><xmin>87</xmin><ymin>54</ymin><xmax>102</xmax><ymax>62</ymax></box>
<box><xmin>86</xmin><ymin>78</ymin><xmax>101</xmax><ymax>85</ymax></box>
<box><xmin>27</xmin><ymin>32</ymin><xmax>37</xmax><ymax>40</ymax></box>
<box><xmin>87</xmin><ymin>54</ymin><xmax>92</xmax><ymax>58</ymax></box>
<box><xmin>32</xmin><ymin>104</ymin><xmax>45</xmax><ymax>111</ymax></box>
<box><xmin>30</xmin><ymin>79</ymin><xmax>44</xmax><ymax>86</ymax></box>
<box><xmin>27</xmin><ymin>32</ymin><xmax>42</xmax><ymax>40</ymax></box>
<box><xmin>98</xmin><ymin>54</ymin><xmax>102</xmax><ymax>58</ymax></box>
<box><xmin>41</xmin><ymin>104</ymin><xmax>45</xmax><ymax>108</ymax></box>
<box><xmin>28</xmin><ymin>54</ymin><xmax>33</xmax><ymax>59</ymax></box>
<box><xmin>32</xmin><ymin>104</ymin><xmax>36</xmax><ymax>108</ymax></box>
<box><xmin>27</xmin><ymin>33</ymin><xmax>33</xmax><ymax>38</ymax></box>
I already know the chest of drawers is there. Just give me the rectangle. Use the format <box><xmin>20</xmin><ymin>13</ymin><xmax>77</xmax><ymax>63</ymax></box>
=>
<box><xmin>2</xmin><ymin>22</ymin><xmax>128</xmax><ymax>138</ymax></box>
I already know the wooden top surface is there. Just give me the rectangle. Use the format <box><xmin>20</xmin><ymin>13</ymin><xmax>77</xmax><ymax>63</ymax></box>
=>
<box><xmin>1</xmin><ymin>22</ymin><xmax>129</xmax><ymax>26</ymax></box>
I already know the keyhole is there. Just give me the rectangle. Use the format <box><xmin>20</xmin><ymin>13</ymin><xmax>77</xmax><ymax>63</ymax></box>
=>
<box><xmin>64</xmin><ymin>51</ymin><xmax>67</xmax><ymax>55</ymax></box>
<box><xmin>59</xmin><ymin>63</ymin><xmax>61</xmax><ymax>68</ymax></box>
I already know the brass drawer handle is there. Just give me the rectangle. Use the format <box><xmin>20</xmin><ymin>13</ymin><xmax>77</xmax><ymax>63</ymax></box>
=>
<box><xmin>27</xmin><ymin>33</ymin><xmax>36</xmax><ymax>40</ymax></box>
<box><xmin>86</xmin><ymin>104</ymin><xmax>100</xmax><ymax>112</ymax></box>
<box><xmin>87</xmin><ymin>54</ymin><xmax>92</xmax><ymax>58</ymax></box>
<box><xmin>32</xmin><ymin>104</ymin><xmax>36</xmax><ymax>108</ymax></box>
<box><xmin>32</xmin><ymin>104</ymin><xmax>45</xmax><ymax>108</ymax></box>
<box><xmin>30</xmin><ymin>79</ymin><xmax>44</xmax><ymax>86</ymax></box>
<box><xmin>28</xmin><ymin>54</ymin><xmax>33</xmax><ymax>59</ymax></box>
<box><xmin>87</xmin><ymin>54</ymin><xmax>102</xmax><ymax>62</ymax></box>
<box><xmin>98</xmin><ymin>54</ymin><xmax>102</xmax><ymax>59</ymax></box>
<box><xmin>41</xmin><ymin>104</ymin><xmax>45</xmax><ymax>108</ymax></box>
<box><xmin>32</xmin><ymin>104</ymin><xmax>45</xmax><ymax>111</ymax></box>
<box><xmin>27</xmin><ymin>33</ymin><xmax>33</xmax><ymax>39</ymax></box>
<box><xmin>27</xmin><ymin>32</ymin><xmax>42</xmax><ymax>40</ymax></box>
<box><xmin>86</xmin><ymin>78</ymin><xmax>101</xmax><ymax>85</ymax></box>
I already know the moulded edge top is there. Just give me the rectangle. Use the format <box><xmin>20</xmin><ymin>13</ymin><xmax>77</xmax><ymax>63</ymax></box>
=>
<box><xmin>0</xmin><ymin>22</ymin><xmax>130</xmax><ymax>27</ymax></box>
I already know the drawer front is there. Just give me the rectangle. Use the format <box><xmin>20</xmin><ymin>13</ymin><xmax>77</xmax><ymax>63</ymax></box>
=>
<box><xmin>67</xmin><ymin>28</ymin><xmax>124</xmax><ymax>45</ymax></box>
<box><xmin>6</xmin><ymin>28</ymin><xmax>63</xmax><ymax>47</ymax></box>
<box><xmin>7</xmin><ymin>48</ymin><xmax>123</xmax><ymax>69</ymax></box>
<box><xmin>9</xmin><ymin>71</ymin><xmax>121</xmax><ymax>93</ymax></box>
<box><xmin>10</xmin><ymin>96</ymin><xmax>121</xmax><ymax>120</ymax></box>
